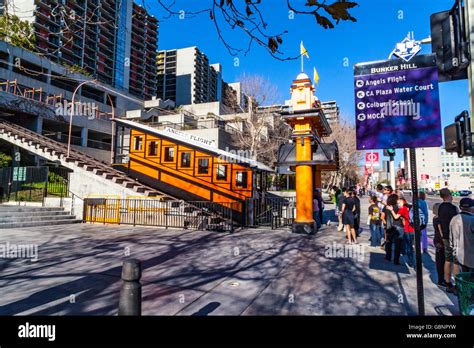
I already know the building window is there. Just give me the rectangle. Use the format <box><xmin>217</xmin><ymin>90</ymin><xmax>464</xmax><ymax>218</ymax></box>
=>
<box><xmin>216</xmin><ymin>164</ymin><xmax>227</xmax><ymax>180</ymax></box>
<box><xmin>198</xmin><ymin>158</ymin><xmax>209</xmax><ymax>174</ymax></box>
<box><xmin>164</xmin><ymin>147</ymin><xmax>175</xmax><ymax>162</ymax></box>
<box><xmin>236</xmin><ymin>171</ymin><xmax>248</xmax><ymax>188</ymax></box>
<box><xmin>134</xmin><ymin>136</ymin><xmax>143</xmax><ymax>151</ymax></box>
<box><xmin>181</xmin><ymin>152</ymin><xmax>191</xmax><ymax>168</ymax></box>
<box><xmin>148</xmin><ymin>141</ymin><xmax>158</xmax><ymax>156</ymax></box>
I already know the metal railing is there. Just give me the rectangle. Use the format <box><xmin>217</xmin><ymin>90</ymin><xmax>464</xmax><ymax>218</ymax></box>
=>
<box><xmin>83</xmin><ymin>198</ymin><xmax>242</xmax><ymax>232</ymax></box>
<box><xmin>0</xmin><ymin>166</ymin><xmax>70</xmax><ymax>203</ymax></box>
<box><xmin>247</xmin><ymin>196</ymin><xmax>295</xmax><ymax>229</ymax></box>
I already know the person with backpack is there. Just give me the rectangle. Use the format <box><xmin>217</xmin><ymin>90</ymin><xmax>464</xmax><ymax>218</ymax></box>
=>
<box><xmin>368</xmin><ymin>195</ymin><xmax>383</xmax><ymax>247</ymax></box>
<box><xmin>418</xmin><ymin>191</ymin><xmax>429</xmax><ymax>253</ymax></box>
<box><xmin>438</xmin><ymin>188</ymin><xmax>460</xmax><ymax>294</ymax></box>
<box><xmin>432</xmin><ymin>203</ymin><xmax>446</xmax><ymax>287</ymax></box>
<box><xmin>382</xmin><ymin>194</ymin><xmax>404</xmax><ymax>265</ymax></box>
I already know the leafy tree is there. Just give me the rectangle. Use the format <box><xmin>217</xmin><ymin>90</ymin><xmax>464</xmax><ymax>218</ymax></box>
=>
<box><xmin>0</xmin><ymin>152</ymin><xmax>12</xmax><ymax>168</ymax></box>
<box><xmin>0</xmin><ymin>15</ymin><xmax>36</xmax><ymax>51</ymax></box>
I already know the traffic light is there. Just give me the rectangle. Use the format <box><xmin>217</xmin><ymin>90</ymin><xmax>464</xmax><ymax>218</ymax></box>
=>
<box><xmin>444</xmin><ymin>110</ymin><xmax>473</xmax><ymax>157</ymax></box>
<box><xmin>430</xmin><ymin>1</ymin><xmax>470</xmax><ymax>82</ymax></box>
<box><xmin>384</xmin><ymin>148</ymin><xmax>396</xmax><ymax>157</ymax></box>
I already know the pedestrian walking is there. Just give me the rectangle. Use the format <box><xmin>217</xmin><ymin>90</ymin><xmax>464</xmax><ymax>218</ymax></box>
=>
<box><xmin>337</xmin><ymin>187</ymin><xmax>346</xmax><ymax>232</ymax></box>
<box><xmin>418</xmin><ymin>191</ymin><xmax>429</xmax><ymax>253</ymax></box>
<box><xmin>368</xmin><ymin>195</ymin><xmax>383</xmax><ymax>247</ymax></box>
<box><xmin>382</xmin><ymin>194</ymin><xmax>404</xmax><ymax>265</ymax></box>
<box><xmin>438</xmin><ymin>188</ymin><xmax>460</xmax><ymax>294</ymax></box>
<box><xmin>351</xmin><ymin>189</ymin><xmax>361</xmax><ymax>236</ymax></box>
<box><xmin>316</xmin><ymin>189</ymin><xmax>324</xmax><ymax>226</ymax></box>
<box><xmin>332</xmin><ymin>186</ymin><xmax>341</xmax><ymax>206</ymax></box>
<box><xmin>376</xmin><ymin>184</ymin><xmax>384</xmax><ymax>204</ymax></box>
<box><xmin>342</xmin><ymin>190</ymin><xmax>357</xmax><ymax>244</ymax></box>
<box><xmin>313</xmin><ymin>192</ymin><xmax>321</xmax><ymax>230</ymax></box>
<box><xmin>450</xmin><ymin>198</ymin><xmax>474</xmax><ymax>273</ymax></box>
<box><xmin>432</xmin><ymin>203</ymin><xmax>446</xmax><ymax>287</ymax></box>
<box><xmin>382</xmin><ymin>185</ymin><xmax>393</xmax><ymax>205</ymax></box>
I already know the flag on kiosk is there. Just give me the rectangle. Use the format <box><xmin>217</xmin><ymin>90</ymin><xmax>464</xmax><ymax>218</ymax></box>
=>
<box><xmin>313</xmin><ymin>67</ymin><xmax>320</xmax><ymax>85</ymax></box>
<box><xmin>300</xmin><ymin>41</ymin><xmax>310</xmax><ymax>59</ymax></box>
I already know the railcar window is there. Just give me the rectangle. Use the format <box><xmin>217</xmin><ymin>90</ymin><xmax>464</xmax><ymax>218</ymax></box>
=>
<box><xmin>198</xmin><ymin>158</ymin><xmax>209</xmax><ymax>174</ymax></box>
<box><xmin>164</xmin><ymin>147</ymin><xmax>175</xmax><ymax>161</ymax></box>
<box><xmin>216</xmin><ymin>164</ymin><xmax>227</xmax><ymax>180</ymax></box>
<box><xmin>133</xmin><ymin>136</ymin><xmax>143</xmax><ymax>151</ymax></box>
<box><xmin>148</xmin><ymin>141</ymin><xmax>158</xmax><ymax>156</ymax></box>
<box><xmin>181</xmin><ymin>152</ymin><xmax>191</xmax><ymax>167</ymax></box>
<box><xmin>236</xmin><ymin>171</ymin><xmax>248</xmax><ymax>188</ymax></box>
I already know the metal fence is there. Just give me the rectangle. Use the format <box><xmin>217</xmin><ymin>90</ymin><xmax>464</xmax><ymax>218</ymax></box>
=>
<box><xmin>83</xmin><ymin>198</ymin><xmax>242</xmax><ymax>232</ymax></box>
<box><xmin>0</xmin><ymin>166</ymin><xmax>70</xmax><ymax>203</ymax></box>
<box><xmin>246</xmin><ymin>196</ymin><xmax>295</xmax><ymax>229</ymax></box>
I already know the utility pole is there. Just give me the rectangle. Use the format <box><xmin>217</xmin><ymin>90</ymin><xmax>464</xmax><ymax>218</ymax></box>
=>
<box><xmin>389</xmin><ymin>156</ymin><xmax>396</xmax><ymax>188</ymax></box>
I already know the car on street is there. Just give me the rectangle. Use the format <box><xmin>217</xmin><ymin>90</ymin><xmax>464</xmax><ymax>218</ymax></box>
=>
<box><xmin>458</xmin><ymin>190</ymin><xmax>472</xmax><ymax>197</ymax></box>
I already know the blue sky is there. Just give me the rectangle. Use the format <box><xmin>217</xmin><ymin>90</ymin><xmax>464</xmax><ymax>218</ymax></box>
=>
<box><xmin>153</xmin><ymin>0</ymin><xmax>469</xmax><ymax>165</ymax></box>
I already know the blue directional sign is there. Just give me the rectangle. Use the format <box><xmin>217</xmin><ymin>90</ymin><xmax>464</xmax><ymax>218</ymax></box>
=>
<box><xmin>354</xmin><ymin>54</ymin><xmax>442</xmax><ymax>150</ymax></box>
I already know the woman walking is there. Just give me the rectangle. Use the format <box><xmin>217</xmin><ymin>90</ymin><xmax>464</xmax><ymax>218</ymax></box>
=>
<box><xmin>342</xmin><ymin>190</ymin><xmax>357</xmax><ymax>244</ymax></box>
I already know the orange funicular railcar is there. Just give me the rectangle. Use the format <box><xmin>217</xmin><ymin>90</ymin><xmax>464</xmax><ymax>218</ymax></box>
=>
<box><xmin>112</xmin><ymin>119</ymin><xmax>273</xmax><ymax>223</ymax></box>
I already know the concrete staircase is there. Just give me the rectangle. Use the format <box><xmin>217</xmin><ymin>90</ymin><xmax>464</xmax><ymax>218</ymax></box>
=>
<box><xmin>0</xmin><ymin>119</ymin><xmax>169</xmax><ymax>198</ymax></box>
<box><xmin>0</xmin><ymin>205</ymin><xmax>81</xmax><ymax>228</ymax></box>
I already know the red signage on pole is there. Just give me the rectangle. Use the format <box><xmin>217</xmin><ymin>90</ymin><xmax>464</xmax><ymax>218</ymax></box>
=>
<box><xmin>365</xmin><ymin>152</ymin><xmax>380</xmax><ymax>166</ymax></box>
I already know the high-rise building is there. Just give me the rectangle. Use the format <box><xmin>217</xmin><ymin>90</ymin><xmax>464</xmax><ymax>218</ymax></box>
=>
<box><xmin>156</xmin><ymin>47</ymin><xmax>221</xmax><ymax>106</ymax></box>
<box><xmin>128</xmin><ymin>3</ymin><xmax>158</xmax><ymax>100</ymax></box>
<box><xmin>320</xmin><ymin>100</ymin><xmax>340</xmax><ymax>124</ymax></box>
<box><xmin>1</xmin><ymin>0</ymin><xmax>158</xmax><ymax>99</ymax></box>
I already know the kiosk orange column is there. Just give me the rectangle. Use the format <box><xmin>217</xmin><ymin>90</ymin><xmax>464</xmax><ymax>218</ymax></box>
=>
<box><xmin>283</xmin><ymin>72</ymin><xmax>322</xmax><ymax>234</ymax></box>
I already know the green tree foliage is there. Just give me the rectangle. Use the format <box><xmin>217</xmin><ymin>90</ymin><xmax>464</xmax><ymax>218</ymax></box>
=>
<box><xmin>0</xmin><ymin>15</ymin><xmax>36</xmax><ymax>51</ymax></box>
<box><xmin>0</xmin><ymin>152</ymin><xmax>12</xmax><ymax>168</ymax></box>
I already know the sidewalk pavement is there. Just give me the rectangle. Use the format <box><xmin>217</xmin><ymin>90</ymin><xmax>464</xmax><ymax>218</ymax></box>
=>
<box><xmin>0</xmin><ymin>199</ymin><xmax>459</xmax><ymax>315</ymax></box>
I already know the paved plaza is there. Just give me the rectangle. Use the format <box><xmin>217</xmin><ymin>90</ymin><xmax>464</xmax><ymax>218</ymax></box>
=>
<box><xmin>0</xmin><ymin>201</ymin><xmax>460</xmax><ymax>316</ymax></box>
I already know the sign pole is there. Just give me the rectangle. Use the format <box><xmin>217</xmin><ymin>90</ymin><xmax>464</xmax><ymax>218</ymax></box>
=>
<box><xmin>409</xmin><ymin>148</ymin><xmax>425</xmax><ymax>316</ymax></box>
<box><xmin>389</xmin><ymin>155</ymin><xmax>396</xmax><ymax>188</ymax></box>
<box><xmin>465</xmin><ymin>0</ymin><xmax>474</xmax><ymax>151</ymax></box>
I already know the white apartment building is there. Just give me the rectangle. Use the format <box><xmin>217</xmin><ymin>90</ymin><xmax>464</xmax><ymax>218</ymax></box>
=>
<box><xmin>441</xmin><ymin>149</ymin><xmax>474</xmax><ymax>190</ymax></box>
<box><xmin>403</xmin><ymin>147</ymin><xmax>473</xmax><ymax>190</ymax></box>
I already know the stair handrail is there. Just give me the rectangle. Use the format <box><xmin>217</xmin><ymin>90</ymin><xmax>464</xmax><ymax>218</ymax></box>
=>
<box><xmin>0</xmin><ymin>119</ymin><xmax>167</xmax><ymax>197</ymax></box>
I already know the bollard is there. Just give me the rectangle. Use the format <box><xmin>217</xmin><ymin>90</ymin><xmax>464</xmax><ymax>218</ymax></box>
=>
<box><xmin>118</xmin><ymin>259</ymin><xmax>142</xmax><ymax>316</ymax></box>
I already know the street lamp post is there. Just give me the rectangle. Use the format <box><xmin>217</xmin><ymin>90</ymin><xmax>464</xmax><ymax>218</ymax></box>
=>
<box><xmin>107</xmin><ymin>94</ymin><xmax>116</xmax><ymax>164</ymax></box>
<box><xmin>67</xmin><ymin>80</ymin><xmax>97</xmax><ymax>158</ymax></box>
<box><xmin>67</xmin><ymin>80</ymin><xmax>115</xmax><ymax>164</ymax></box>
